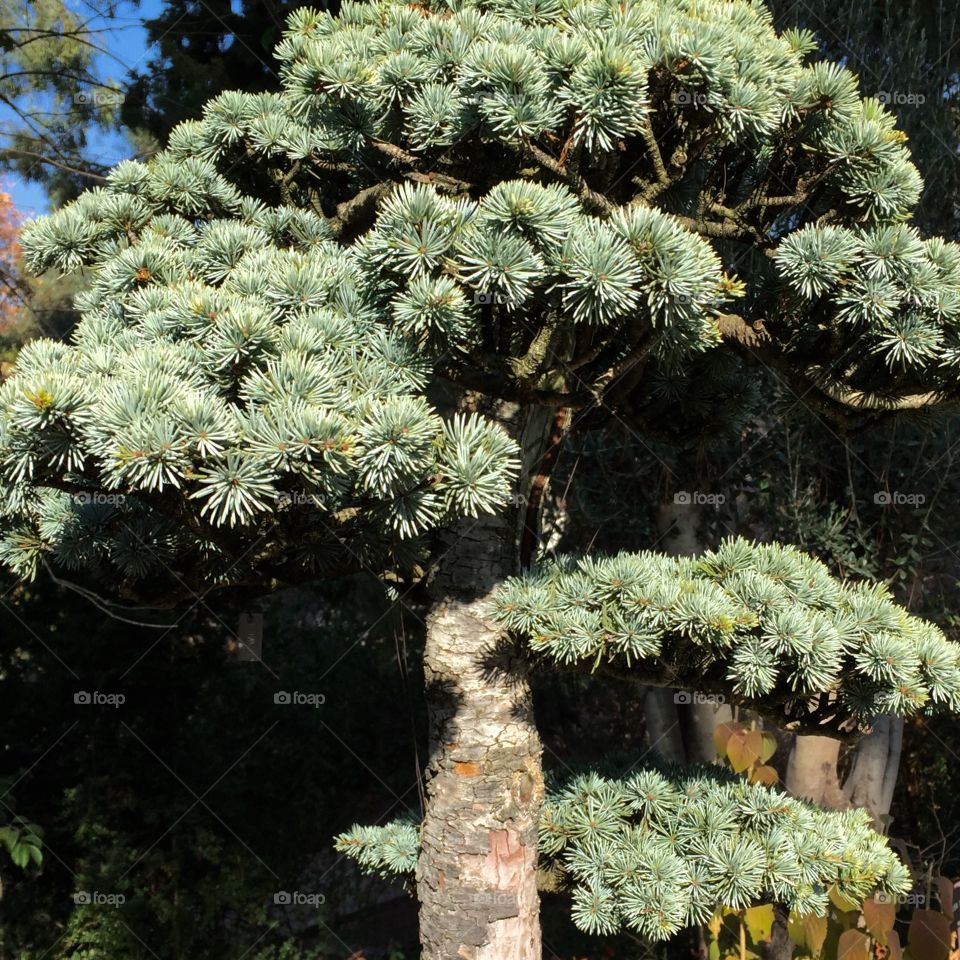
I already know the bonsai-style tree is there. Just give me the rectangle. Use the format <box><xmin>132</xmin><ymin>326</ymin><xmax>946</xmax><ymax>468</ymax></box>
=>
<box><xmin>5</xmin><ymin>0</ymin><xmax>960</xmax><ymax>955</ymax></box>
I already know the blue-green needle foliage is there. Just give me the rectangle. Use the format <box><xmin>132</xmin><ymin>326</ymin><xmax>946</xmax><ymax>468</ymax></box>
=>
<box><xmin>7</xmin><ymin>0</ymin><xmax>960</xmax><ymax>595</ymax></box>
<box><xmin>493</xmin><ymin>538</ymin><xmax>960</xmax><ymax>729</ymax></box>
<box><xmin>334</xmin><ymin>818</ymin><xmax>421</xmax><ymax>881</ymax></box>
<box><xmin>337</xmin><ymin>763</ymin><xmax>912</xmax><ymax>939</ymax></box>
<box><xmin>4</xmin><ymin>0</ymin><xmax>958</xmax><ymax>938</ymax></box>
<box><xmin>3</xmin><ymin>190</ymin><xmax>524</xmax><ymax>589</ymax></box>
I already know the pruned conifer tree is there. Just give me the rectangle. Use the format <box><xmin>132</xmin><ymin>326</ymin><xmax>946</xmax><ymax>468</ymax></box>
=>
<box><xmin>5</xmin><ymin>0</ymin><xmax>960</xmax><ymax>955</ymax></box>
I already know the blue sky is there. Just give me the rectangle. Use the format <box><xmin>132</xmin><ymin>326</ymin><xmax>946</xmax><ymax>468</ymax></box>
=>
<box><xmin>5</xmin><ymin>0</ymin><xmax>165</xmax><ymax>216</ymax></box>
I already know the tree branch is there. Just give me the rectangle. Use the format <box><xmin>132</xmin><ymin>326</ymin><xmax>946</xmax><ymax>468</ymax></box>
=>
<box><xmin>639</xmin><ymin>118</ymin><xmax>670</xmax><ymax>187</ymax></box>
<box><xmin>522</xmin><ymin>139</ymin><xmax>614</xmax><ymax>215</ymax></box>
<box><xmin>805</xmin><ymin>371</ymin><xmax>953</xmax><ymax>412</ymax></box>
<box><xmin>2</xmin><ymin>147</ymin><xmax>107</xmax><ymax>181</ymax></box>
<box><xmin>328</xmin><ymin>180</ymin><xmax>396</xmax><ymax>239</ymax></box>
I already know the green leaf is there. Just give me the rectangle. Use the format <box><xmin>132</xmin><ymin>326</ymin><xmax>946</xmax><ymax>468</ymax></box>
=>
<box><xmin>744</xmin><ymin>904</ymin><xmax>775</xmax><ymax>943</ymax></box>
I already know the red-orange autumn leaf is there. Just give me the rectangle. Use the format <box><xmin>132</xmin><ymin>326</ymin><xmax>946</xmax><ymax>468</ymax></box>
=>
<box><xmin>713</xmin><ymin>720</ymin><xmax>745</xmax><ymax>757</ymax></box>
<box><xmin>0</xmin><ymin>187</ymin><xmax>24</xmax><ymax>331</ymax></box>
<box><xmin>887</xmin><ymin>928</ymin><xmax>903</xmax><ymax>960</ymax></box>
<box><xmin>863</xmin><ymin>897</ymin><xmax>896</xmax><ymax>943</ymax></box>
<box><xmin>907</xmin><ymin>909</ymin><xmax>952</xmax><ymax>960</ymax></box>
<box><xmin>749</xmin><ymin>764</ymin><xmax>779</xmax><ymax>785</ymax></box>
<box><xmin>838</xmin><ymin>929</ymin><xmax>871</xmax><ymax>960</ymax></box>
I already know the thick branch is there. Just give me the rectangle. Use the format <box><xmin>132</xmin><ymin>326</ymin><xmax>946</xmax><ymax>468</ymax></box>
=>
<box><xmin>435</xmin><ymin>351</ymin><xmax>587</xmax><ymax>406</ymax></box>
<box><xmin>522</xmin><ymin>139</ymin><xmax>614</xmax><ymax>215</ymax></box>
<box><xmin>639</xmin><ymin>119</ymin><xmax>670</xmax><ymax>187</ymax></box>
<box><xmin>807</xmin><ymin>371</ymin><xmax>953</xmax><ymax>412</ymax></box>
<box><xmin>671</xmin><ymin>214</ymin><xmax>754</xmax><ymax>240</ymax></box>
<box><xmin>716</xmin><ymin>313</ymin><xmax>956</xmax><ymax>426</ymax></box>
<box><xmin>328</xmin><ymin>180</ymin><xmax>396</xmax><ymax>239</ymax></box>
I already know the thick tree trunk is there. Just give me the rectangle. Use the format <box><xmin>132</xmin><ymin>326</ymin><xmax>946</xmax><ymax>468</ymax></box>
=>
<box><xmin>684</xmin><ymin>691</ymin><xmax>733</xmax><ymax>764</ymax></box>
<box><xmin>416</xmin><ymin>403</ymin><xmax>554</xmax><ymax>960</ymax></box>
<box><xmin>644</xmin><ymin>687</ymin><xmax>686</xmax><ymax>763</ymax></box>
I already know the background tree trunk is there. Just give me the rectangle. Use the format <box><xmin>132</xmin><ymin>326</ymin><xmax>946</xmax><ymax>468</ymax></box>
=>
<box><xmin>645</xmin><ymin>502</ymin><xmax>733</xmax><ymax>764</ymax></box>
<box><xmin>416</xmin><ymin>403</ymin><xmax>555</xmax><ymax>960</ymax></box>
<box><xmin>842</xmin><ymin>716</ymin><xmax>903</xmax><ymax>826</ymax></box>
<box><xmin>785</xmin><ymin>735</ymin><xmax>847</xmax><ymax>808</ymax></box>
<box><xmin>784</xmin><ymin>717</ymin><xmax>903</xmax><ymax>826</ymax></box>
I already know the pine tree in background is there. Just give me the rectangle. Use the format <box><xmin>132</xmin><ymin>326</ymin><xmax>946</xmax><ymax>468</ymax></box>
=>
<box><xmin>5</xmin><ymin>0</ymin><xmax>960</xmax><ymax>955</ymax></box>
<box><xmin>0</xmin><ymin>0</ymin><xmax>130</xmax><ymax>202</ymax></box>
<box><xmin>123</xmin><ymin>0</ymin><xmax>320</xmax><ymax>150</ymax></box>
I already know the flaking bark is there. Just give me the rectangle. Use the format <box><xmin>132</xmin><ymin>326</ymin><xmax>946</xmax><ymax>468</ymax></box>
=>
<box><xmin>417</xmin><ymin>403</ymin><xmax>554</xmax><ymax>959</ymax></box>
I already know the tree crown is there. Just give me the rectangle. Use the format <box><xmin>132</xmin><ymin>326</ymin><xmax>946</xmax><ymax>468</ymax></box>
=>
<box><xmin>7</xmin><ymin>0</ymin><xmax>960</xmax><ymax>600</ymax></box>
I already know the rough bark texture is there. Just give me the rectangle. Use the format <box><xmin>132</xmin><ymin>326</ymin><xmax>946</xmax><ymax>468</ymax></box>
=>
<box><xmin>416</xmin><ymin>403</ymin><xmax>553</xmax><ymax>960</ymax></box>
